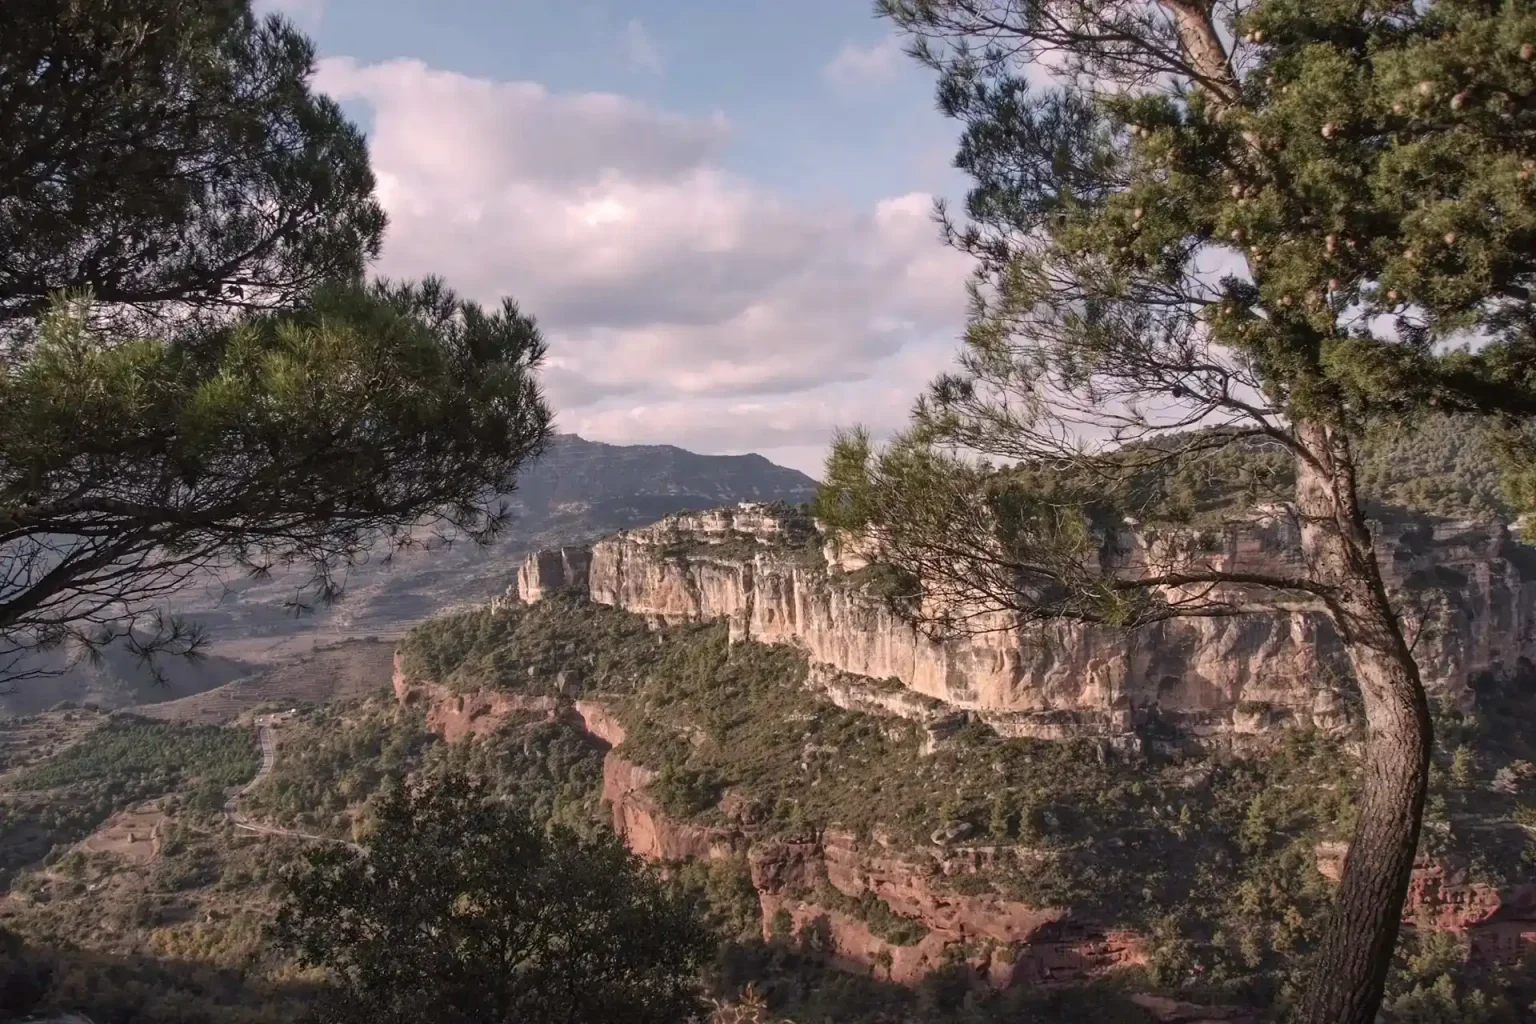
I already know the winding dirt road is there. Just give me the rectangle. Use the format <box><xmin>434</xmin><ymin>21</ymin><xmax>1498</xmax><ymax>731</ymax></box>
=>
<box><xmin>225</xmin><ymin>714</ymin><xmax>362</xmax><ymax>852</ymax></box>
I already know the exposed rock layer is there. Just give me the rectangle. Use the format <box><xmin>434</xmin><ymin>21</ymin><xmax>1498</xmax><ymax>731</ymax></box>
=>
<box><xmin>512</xmin><ymin>546</ymin><xmax>592</xmax><ymax>606</ymax></box>
<box><xmin>409</xmin><ymin>503</ymin><xmax>1536</xmax><ymax>992</ymax></box>
<box><xmin>392</xmin><ymin>653</ymin><xmax>1143</xmax><ymax>986</ymax></box>
<box><xmin>563</xmin><ymin>504</ymin><xmax>1536</xmax><ymax>744</ymax></box>
<box><xmin>392</xmin><ymin>652</ymin><xmax>559</xmax><ymax>742</ymax></box>
<box><xmin>392</xmin><ymin>655</ymin><xmax>1536</xmax><ymax>988</ymax></box>
<box><xmin>1316</xmin><ymin>842</ymin><xmax>1536</xmax><ymax>963</ymax></box>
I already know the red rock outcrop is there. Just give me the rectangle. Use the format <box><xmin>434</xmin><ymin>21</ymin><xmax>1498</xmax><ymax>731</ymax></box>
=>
<box><xmin>573</xmin><ymin>699</ymin><xmax>628</xmax><ymax>746</ymax></box>
<box><xmin>601</xmin><ymin>752</ymin><xmax>744</xmax><ymax>863</ymax></box>
<box><xmin>398</xmin><ymin>655</ymin><xmax>1536</xmax><ymax>995</ymax></box>
<box><xmin>392</xmin><ymin>653</ymin><xmax>561</xmax><ymax>742</ymax></box>
<box><xmin>398</xmin><ymin>671</ymin><xmax>1141</xmax><ymax>990</ymax></box>
<box><xmin>749</xmin><ymin>834</ymin><xmax>1143</xmax><ymax>987</ymax></box>
<box><xmin>1316</xmin><ymin>842</ymin><xmax>1536</xmax><ymax>963</ymax></box>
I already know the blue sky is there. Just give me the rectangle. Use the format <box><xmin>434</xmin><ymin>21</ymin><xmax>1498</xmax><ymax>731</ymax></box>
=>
<box><xmin>259</xmin><ymin>0</ymin><xmax>976</xmax><ymax>475</ymax></box>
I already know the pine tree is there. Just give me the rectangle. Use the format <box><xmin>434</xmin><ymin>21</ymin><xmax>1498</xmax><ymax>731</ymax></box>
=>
<box><xmin>276</xmin><ymin>773</ymin><xmax>713</xmax><ymax>1024</ymax></box>
<box><xmin>0</xmin><ymin>2</ymin><xmax>551</xmax><ymax>680</ymax></box>
<box><xmin>0</xmin><ymin>0</ymin><xmax>385</xmax><ymax>332</ymax></box>
<box><xmin>819</xmin><ymin>3</ymin><xmax>1536</xmax><ymax>1021</ymax></box>
<box><xmin>988</xmin><ymin>791</ymin><xmax>1017</xmax><ymax>839</ymax></box>
<box><xmin>1450</xmin><ymin>744</ymin><xmax>1477</xmax><ymax>788</ymax></box>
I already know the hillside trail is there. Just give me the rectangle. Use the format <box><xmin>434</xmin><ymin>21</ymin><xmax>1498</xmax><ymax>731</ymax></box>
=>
<box><xmin>224</xmin><ymin>714</ymin><xmax>364</xmax><ymax>853</ymax></box>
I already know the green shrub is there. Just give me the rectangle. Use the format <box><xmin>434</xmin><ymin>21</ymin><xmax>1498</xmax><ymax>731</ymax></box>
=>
<box><xmin>18</xmin><ymin>717</ymin><xmax>257</xmax><ymax>792</ymax></box>
<box><xmin>812</xmin><ymin>885</ymin><xmax>928</xmax><ymax>946</ymax></box>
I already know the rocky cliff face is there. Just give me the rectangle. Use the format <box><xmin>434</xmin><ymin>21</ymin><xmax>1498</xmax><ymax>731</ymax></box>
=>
<box><xmin>1316</xmin><ymin>842</ymin><xmax>1536</xmax><ymax>964</ymax></box>
<box><xmin>390</xmin><ymin>651</ymin><xmax>1147</xmax><ymax>988</ymax></box>
<box><xmin>435</xmin><ymin>502</ymin><xmax>1536</xmax><ymax>995</ymax></box>
<box><xmin>748</xmin><ymin>833</ymin><xmax>1146</xmax><ymax>988</ymax></box>
<box><xmin>392</xmin><ymin>652</ymin><xmax>562</xmax><ymax>742</ymax></box>
<box><xmin>499</xmin><ymin>546</ymin><xmax>592</xmax><ymax>607</ymax></box>
<box><xmin>391</xmin><ymin>652</ymin><xmax>1536</xmax><ymax>991</ymax></box>
<box><xmin>545</xmin><ymin>503</ymin><xmax>1536</xmax><ymax>745</ymax></box>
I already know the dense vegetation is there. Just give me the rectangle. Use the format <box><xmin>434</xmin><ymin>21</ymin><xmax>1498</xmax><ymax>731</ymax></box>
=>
<box><xmin>0</xmin><ymin>699</ymin><xmax>629</xmax><ymax>1023</ymax></box>
<box><xmin>396</xmin><ymin>591</ymin><xmax>1536</xmax><ymax>1020</ymax></box>
<box><xmin>275</xmin><ymin>771</ymin><xmax>712</xmax><ymax>1024</ymax></box>
<box><xmin>0</xmin><ymin>711</ymin><xmax>318</xmax><ymax>1022</ymax></box>
<box><xmin>241</xmin><ymin>703</ymin><xmax>437</xmax><ymax>837</ymax></box>
<box><xmin>0</xmin><ymin>924</ymin><xmax>323</xmax><ymax>1024</ymax></box>
<box><xmin>984</xmin><ymin>413</ymin><xmax>1519</xmax><ymax>530</ymax></box>
<box><xmin>18</xmin><ymin>716</ymin><xmax>257</xmax><ymax>793</ymax></box>
<box><xmin>426</xmin><ymin>712</ymin><xmax>609</xmax><ymax>836</ymax></box>
<box><xmin>3</xmin><ymin>628</ymin><xmax>1535</xmax><ymax>1022</ymax></box>
<box><xmin>399</xmin><ymin>592</ymin><xmax>662</xmax><ymax>695</ymax></box>
<box><xmin>0</xmin><ymin>715</ymin><xmax>258</xmax><ymax>887</ymax></box>
<box><xmin>240</xmin><ymin>697</ymin><xmax>609</xmax><ymax>841</ymax></box>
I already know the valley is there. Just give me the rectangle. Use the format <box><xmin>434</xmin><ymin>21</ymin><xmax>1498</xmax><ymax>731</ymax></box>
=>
<box><xmin>10</xmin><ymin>3</ymin><xmax>1536</xmax><ymax>1020</ymax></box>
<box><xmin>4</xmin><ymin>473</ymin><xmax>1536</xmax><ymax>1022</ymax></box>
<box><xmin>0</xmin><ymin>434</ymin><xmax>818</xmax><ymax>720</ymax></box>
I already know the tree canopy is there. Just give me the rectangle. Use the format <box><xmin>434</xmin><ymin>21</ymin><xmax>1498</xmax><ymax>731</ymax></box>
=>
<box><xmin>0</xmin><ymin>1</ymin><xmax>552</xmax><ymax>680</ymax></box>
<box><xmin>0</xmin><ymin>0</ymin><xmax>384</xmax><ymax>332</ymax></box>
<box><xmin>819</xmin><ymin>2</ymin><xmax>1536</xmax><ymax>1021</ymax></box>
<box><xmin>275</xmin><ymin>772</ymin><xmax>713</xmax><ymax>1024</ymax></box>
<box><xmin>0</xmin><ymin>280</ymin><xmax>551</xmax><ymax>679</ymax></box>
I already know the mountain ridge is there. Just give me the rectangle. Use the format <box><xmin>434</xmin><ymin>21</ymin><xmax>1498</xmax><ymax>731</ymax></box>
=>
<box><xmin>0</xmin><ymin>435</ymin><xmax>819</xmax><ymax>718</ymax></box>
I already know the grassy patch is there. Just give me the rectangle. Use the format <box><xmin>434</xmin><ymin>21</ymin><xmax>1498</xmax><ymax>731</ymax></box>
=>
<box><xmin>16</xmin><ymin>716</ymin><xmax>257</xmax><ymax>792</ymax></box>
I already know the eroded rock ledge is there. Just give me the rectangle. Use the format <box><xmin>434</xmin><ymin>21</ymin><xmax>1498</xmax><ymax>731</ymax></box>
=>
<box><xmin>501</xmin><ymin>502</ymin><xmax>1536</xmax><ymax>745</ymax></box>
<box><xmin>393</xmin><ymin>652</ymin><xmax>1144</xmax><ymax>989</ymax></box>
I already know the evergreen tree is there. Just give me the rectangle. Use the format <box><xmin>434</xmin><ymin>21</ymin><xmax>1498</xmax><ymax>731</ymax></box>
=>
<box><xmin>0</xmin><ymin>2</ymin><xmax>551</xmax><ymax>679</ymax></box>
<box><xmin>0</xmin><ymin>281</ymin><xmax>551</xmax><ymax>679</ymax></box>
<box><xmin>276</xmin><ymin>772</ymin><xmax>713</xmax><ymax>1024</ymax></box>
<box><xmin>0</xmin><ymin>0</ymin><xmax>385</xmax><ymax>332</ymax></box>
<box><xmin>819</xmin><ymin>3</ymin><xmax>1536</xmax><ymax>1021</ymax></box>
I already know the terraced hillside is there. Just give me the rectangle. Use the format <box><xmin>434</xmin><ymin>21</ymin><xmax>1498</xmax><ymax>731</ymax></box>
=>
<box><xmin>132</xmin><ymin>639</ymin><xmax>397</xmax><ymax>725</ymax></box>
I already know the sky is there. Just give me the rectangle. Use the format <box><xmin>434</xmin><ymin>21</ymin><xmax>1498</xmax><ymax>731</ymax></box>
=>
<box><xmin>255</xmin><ymin>0</ymin><xmax>977</xmax><ymax>477</ymax></box>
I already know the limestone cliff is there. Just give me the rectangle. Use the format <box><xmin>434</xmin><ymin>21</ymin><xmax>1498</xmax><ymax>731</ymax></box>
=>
<box><xmin>426</xmin><ymin>502</ymin><xmax>1536</xmax><ymax>996</ymax></box>
<box><xmin>500</xmin><ymin>545</ymin><xmax>592</xmax><ymax>607</ymax></box>
<box><xmin>517</xmin><ymin>503</ymin><xmax>1536</xmax><ymax>745</ymax></box>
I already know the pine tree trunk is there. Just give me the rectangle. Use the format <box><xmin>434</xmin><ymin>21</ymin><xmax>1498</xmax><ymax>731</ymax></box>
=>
<box><xmin>1148</xmin><ymin>10</ymin><xmax>1431</xmax><ymax>1020</ymax></box>
<box><xmin>1292</xmin><ymin>419</ymin><xmax>1433</xmax><ymax>1024</ymax></box>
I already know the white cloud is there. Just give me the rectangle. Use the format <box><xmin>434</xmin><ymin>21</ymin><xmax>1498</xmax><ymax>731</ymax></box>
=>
<box><xmin>315</xmin><ymin>58</ymin><xmax>970</xmax><ymax>473</ymax></box>
<box><xmin>822</xmin><ymin>36</ymin><xmax>906</xmax><ymax>89</ymax></box>
<box><xmin>619</xmin><ymin>19</ymin><xmax>665</xmax><ymax>75</ymax></box>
